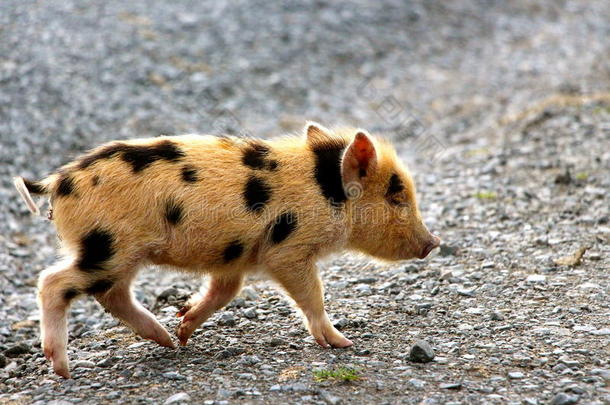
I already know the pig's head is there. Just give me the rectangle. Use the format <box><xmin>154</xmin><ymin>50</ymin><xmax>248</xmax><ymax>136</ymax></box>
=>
<box><xmin>307</xmin><ymin>123</ymin><xmax>440</xmax><ymax>261</ymax></box>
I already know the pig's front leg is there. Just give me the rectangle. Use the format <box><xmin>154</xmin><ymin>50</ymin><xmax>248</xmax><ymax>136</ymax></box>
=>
<box><xmin>268</xmin><ymin>259</ymin><xmax>352</xmax><ymax>349</ymax></box>
<box><xmin>176</xmin><ymin>274</ymin><xmax>243</xmax><ymax>346</ymax></box>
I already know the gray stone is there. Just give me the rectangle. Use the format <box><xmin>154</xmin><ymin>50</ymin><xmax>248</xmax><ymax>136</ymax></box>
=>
<box><xmin>157</xmin><ymin>287</ymin><xmax>180</xmax><ymax>300</ymax></box>
<box><xmin>409</xmin><ymin>340</ymin><xmax>435</xmax><ymax>363</ymax></box>
<box><xmin>241</xmin><ymin>287</ymin><xmax>258</xmax><ymax>301</ymax></box>
<box><xmin>4</xmin><ymin>343</ymin><xmax>31</xmax><ymax>358</ymax></box>
<box><xmin>439</xmin><ymin>382</ymin><xmax>462</xmax><ymax>390</ymax></box>
<box><xmin>457</xmin><ymin>288</ymin><xmax>476</xmax><ymax>297</ymax></box>
<box><xmin>526</xmin><ymin>274</ymin><xmax>546</xmax><ymax>283</ymax></box>
<box><xmin>591</xmin><ymin>369</ymin><xmax>610</xmax><ymax>381</ymax></box>
<box><xmin>243</xmin><ymin>307</ymin><xmax>258</xmax><ymax>319</ymax></box>
<box><xmin>162</xmin><ymin>372</ymin><xmax>186</xmax><ymax>381</ymax></box>
<box><xmin>490</xmin><ymin>311</ymin><xmax>505</xmax><ymax>321</ymax></box>
<box><xmin>218</xmin><ymin>312</ymin><xmax>236</xmax><ymax>326</ymax></box>
<box><xmin>164</xmin><ymin>392</ymin><xmax>191</xmax><ymax>404</ymax></box>
<box><xmin>549</xmin><ymin>393</ymin><xmax>579</xmax><ymax>405</ymax></box>
<box><xmin>439</xmin><ymin>244</ymin><xmax>458</xmax><ymax>256</ymax></box>
<box><xmin>333</xmin><ymin>318</ymin><xmax>349</xmax><ymax>329</ymax></box>
<box><xmin>96</xmin><ymin>357</ymin><xmax>116</xmax><ymax>368</ymax></box>
<box><xmin>268</xmin><ymin>337</ymin><xmax>286</xmax><ymax>347</ymax></box>
<box><xmin>319</xmin><ymin>389</ymin><xmax>342</xmax><ymax>405</ymax></box>
<box><xmin>73</xmin><ymin>360</ymin><xmax>95</xmax><ymax>369</ymax></box>
<box><xmin>408</xmin><ymin>378</ymin><xmax>426</xmax><ymax>389</ymax></box>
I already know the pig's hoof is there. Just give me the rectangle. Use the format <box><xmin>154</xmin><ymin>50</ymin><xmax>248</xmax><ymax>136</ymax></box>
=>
<box><xmin>149</xmin><ymin>331</ymin><xmax>176</xmax><ymax>349</ymax></box>
<box><xmin>330</xmin><ymin>337</ymin><xmax>353</xmax><ymax>348</ymax></box>
<box><xmin>54</xmin><ymin>363</ymin><xmax>71</xmax><ymax>379</ymax></box>
<box><xmin>138</xmin><ymin>319</ymin><xmax>176</xmax><ymax>348</ymax></box>
<box><xmin>176</xmin><ymin>305</ymin><xmax>190</xmax><ymax>318</ymax></box>
<box><xmin>313</xmin><ymin>329</ymin><xmax>353</xmax><ymax>349</ymax></box>
<box><xmin>44</xmin><ymin>347</ymin><xmax>71</xmax><ymax>378</ymax></box>
<box><xmin>176</xmin><ymin>321</ymin><xmax>194</xmax><ymax>346</ymax></box>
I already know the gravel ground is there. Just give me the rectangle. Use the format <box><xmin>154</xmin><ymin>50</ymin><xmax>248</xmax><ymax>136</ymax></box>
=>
<box><xmin>1</xmin><ymin>0</ymin><xmax>609</xmax><ymax>404</ymax></box>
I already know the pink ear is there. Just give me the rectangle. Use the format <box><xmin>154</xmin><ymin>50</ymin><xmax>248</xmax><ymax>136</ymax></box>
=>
<box><xmin>350</xmin><ymin>132</ymin><xmax>376</xmax><ymax>177</ymax></box>
<box><xmin>341</xmin><ymin>132</ymin><xmax>377</xmax><ymax>199</ymax></box>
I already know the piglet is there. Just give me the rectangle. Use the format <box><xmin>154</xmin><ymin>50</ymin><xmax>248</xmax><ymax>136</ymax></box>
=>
<box><xmin>13</xmin><ymin>123</ymin><xmax>440</xmax><ymax>378</ymax></box>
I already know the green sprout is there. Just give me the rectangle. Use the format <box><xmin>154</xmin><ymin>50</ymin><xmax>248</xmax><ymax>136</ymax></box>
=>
<box><xmin>474</xmin><ymin>191</ymin><xmax>497</xmax><ymax>200</ymax></box>
<box><xmin>575</xmin><ymin>172</ymin><xmax>588</xmax><ymax>180</ymax></box>
<box><xmin>313</xmin><ymin>366</ymin><xmax>361</xmax><ymax>382</ymax></box>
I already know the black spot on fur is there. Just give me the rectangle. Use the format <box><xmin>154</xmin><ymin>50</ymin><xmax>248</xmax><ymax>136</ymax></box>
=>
<box><xmin>78</xmin><ymin>140</ymin><xmax>185</xmax><ymax>172</ymax></box>
<box><xmin>85</xmin><ymin>279</ymin><xmax>114</xmax><ymax>295</ymax></box>
<box><xmin>270</xmin><ymin>212</ymin><xmax>297</xmax><ymax>244</ymax></box>
<box><xmin>78</xmin><ymin>143</ymin><xmax>125</xmax><ymax>169</ymax></box>
<box><xmin>242</xmin><ymin>141</ymin><xmax>278</xmax><ymax>171</ymax></box>
<box><xmin>359</xmin><ymin>168</ymin><xmax>367</xmax><ymax>178</ymax></box>
<box><xmin>242</xmin><ymin>142</ymin><xmax>274</xmax><ymax>170</ymax></box>
<box><xmin>386</xmin><ymin>173</ymin><xmax>404</xmax><ymax>196</ymax></box>
<box><xmin>56</xmin><ymin>173</ymin><xmax>75</xmax><ymax>197</ymax></box>
<box><xmin>91</xmin><ymin>175</ymin><xmax>100</xmax><ymax>186</ymax></box>
<box><xmin>23</xmin><ymin>178</ymin><xmax>46</xmax><ymax>194</ymax></box>
<box><xmin>311</xmin><ymin>138</ymin><xmax>348</xmax><ymax>207</ymax></box>
<box><xmin>63</xmin><ymin>288</ymin><xmax>80</xmax><ymax>301</ymax></box>
<box><xmin>223</xmin><ymin>240</ymin><xmax>244</xmax><ymax>262</ymax></box>
<box><xmin>165</xmin><ymin>199</ymin><xmax>183</xmax><ymax>225</ymax></box>
<box><xmin>121</xmin><ymin>140</ymin><xmax>184</xmax><ymax>172</ymax></box>
<box><xmin>181</xmin><ymin>165</ymin><xmax>198</xmax><ymax>183</ymax></box>
<box><xmin>244</xmin><ymin>176</ymin><xmax>271</xmax><ymax>213</ymax></box>
<box><xmin>77</xmin><ymin>228</ymin><xmax>115</xmax><ymax>271</ymax></box>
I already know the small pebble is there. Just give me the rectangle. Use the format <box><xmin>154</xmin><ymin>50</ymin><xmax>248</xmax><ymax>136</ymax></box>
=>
<box><xmin>243</xmin><ymin>308</ymin><xmax>258</xmax><ymax>319</ymax></box>
<box><xmin>439</xmin><ymin>382</ymin><xmax>462</xmax><ymax>390</ymax></box>
<box><xmin>319</xmin><ymin>389</ymin><xmax>342</xmax><ymax>405</ymax></box>
<box><xmin>4</xmin><ymin>343</ymin><xmax>31</xmax><ymax>358</ymax></box>
<box><xmin>218</xmin><ymin>312</ymin><xmax>236</xmax><ymax>326</ymax></box>
<box><xmin>550</xmin><ymin>393</ymin><xmax>579</xmax><ymax>405</ymax></box>
<box><xmin>162</xmin><ymin>372</ymin><xmax>186</xmax><ymax>381</ymax></box>
<box><xmin>409</xmin><ymin>340</ymin><xmax>435</xmax><ymax>363</ymax></box>
<box><xmin>164</xmin><ymin>392</ymin><xmax>191</xmax><ymax>404</ymax></box>
<box><xmin>73</xmin><ymin>360</ymin><xmax>95</xmax><ymax>369</ymax></box>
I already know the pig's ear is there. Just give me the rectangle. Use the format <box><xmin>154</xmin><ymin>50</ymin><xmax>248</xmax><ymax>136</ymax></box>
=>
<box><xmin>304</xmin><ymin>121</ymin><xmax>331</xmax><ymax>144</ymax></box>
<box><xmin>341</xmin><ymin>131</ymin><xmax>377</xmax><ymax>198</ymax></box>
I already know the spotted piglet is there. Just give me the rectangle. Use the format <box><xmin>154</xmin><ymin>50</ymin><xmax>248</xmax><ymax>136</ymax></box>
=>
<box><xmin>13</xmin><ymin>123</ymin><xmax>440</xmax><ymax>378</ymax></box>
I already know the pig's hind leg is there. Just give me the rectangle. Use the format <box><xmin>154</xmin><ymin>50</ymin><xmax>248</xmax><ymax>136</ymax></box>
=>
<box><xmin>93</xmin><ymin>269</ymin><xmax>175</xmax><ymax>349</ymax></box>
<box><xmin>37</xmin><ymin>258</ymin><xmax>91</xmax><ymax>378</ymax></box>
<box><xmin>176</xmin><ymin>274</ymin><xmax>243</xmax><ymax>346</ymax></box>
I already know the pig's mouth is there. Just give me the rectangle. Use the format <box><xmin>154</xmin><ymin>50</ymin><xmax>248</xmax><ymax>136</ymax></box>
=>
<box><xmin>417</xmin><ymin>236</ymin><xmax>441</xmax><ymax>259</ymax></box>
<box><xmin>418</xmin><ymin>243</ymin><xmax>436</xmax><ymax>259</ymax></box>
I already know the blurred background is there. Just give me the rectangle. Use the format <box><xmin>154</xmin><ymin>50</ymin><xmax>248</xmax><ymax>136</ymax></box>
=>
<box><xmin>1</xmin><ymin>1</ymin><xmax>609</xmax><ymax>403</ymax></box>
<box><xmin>2</xmin><ymin>0</ymin><xmax>609</xmax><ymax>172</ymax></box>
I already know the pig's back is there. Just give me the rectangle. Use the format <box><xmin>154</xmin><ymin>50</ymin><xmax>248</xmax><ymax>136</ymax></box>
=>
<box><xmin>50</xmin><ymin>134</ymin><xmax>346</xmax><ymax>272</ymax></box>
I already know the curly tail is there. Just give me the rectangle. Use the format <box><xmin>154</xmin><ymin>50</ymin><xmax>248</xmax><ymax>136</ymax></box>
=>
<box><xmin>13</xmin><ymin>176</ymin><xmax>51</xmax><ymax>216</ymax></box>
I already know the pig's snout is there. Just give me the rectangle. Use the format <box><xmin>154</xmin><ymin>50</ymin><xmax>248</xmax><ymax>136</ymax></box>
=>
<box><xmin>419</xmin><ymin>235</ymin><xmax>441</xmax><ymax>259</ymax></box>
